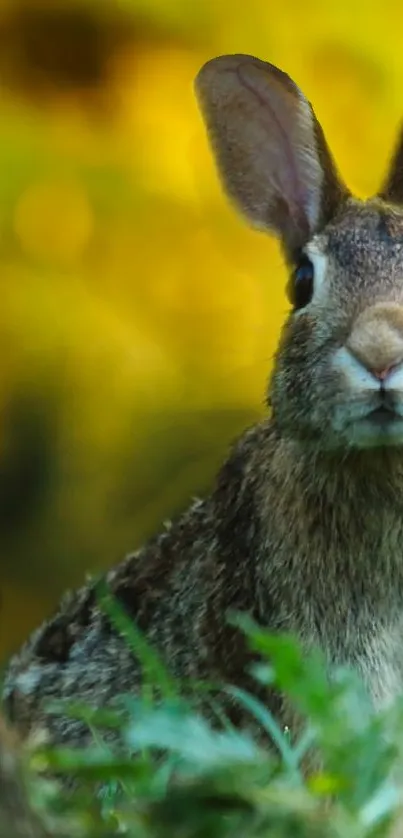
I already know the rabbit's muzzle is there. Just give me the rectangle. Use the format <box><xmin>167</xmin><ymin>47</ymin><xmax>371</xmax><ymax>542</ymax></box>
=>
<box><xmin>333</xmin><ymin>303</ymin><xmax>403</xmax><ymax>447</ymax></box>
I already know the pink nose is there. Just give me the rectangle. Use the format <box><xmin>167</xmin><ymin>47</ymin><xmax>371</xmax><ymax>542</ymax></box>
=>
<box><xmin>372</xmin><ymin>364</ymin><xmax>395</xmax><ymax>382</ymax></box>
<box><xmin>346</xmin><ymin>304</ymin><xmax>403</xmax><ymax>385</ymax></box>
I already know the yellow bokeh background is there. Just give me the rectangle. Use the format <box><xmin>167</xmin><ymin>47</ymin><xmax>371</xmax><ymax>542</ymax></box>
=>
<box><xmin>0</xmin><ymin>0</ymin><xmax>401</xmax><ymax>660</ymax></box>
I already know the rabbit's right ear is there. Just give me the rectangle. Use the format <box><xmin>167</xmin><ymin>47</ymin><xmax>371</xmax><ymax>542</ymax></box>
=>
<box><xmin>195</xmin><ymin>55</ymin><xmax>348</xmax><ymax>254</ymax></box>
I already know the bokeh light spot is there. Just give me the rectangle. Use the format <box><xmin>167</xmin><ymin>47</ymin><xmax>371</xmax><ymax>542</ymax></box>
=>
<box><xmin>14</xmin><ymin>178</ymin><xmax>93</xmax><ymax>264</ymax></box>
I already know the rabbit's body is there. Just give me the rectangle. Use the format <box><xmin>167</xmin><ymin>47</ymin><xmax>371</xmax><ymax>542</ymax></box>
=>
<box><xmin>5</xmin><ymin>54</ymin><xmax>403</xmax><ymax>750</ymax></box>
<box><xmin>5</xmin><ymin>418</ymin><xmax>403</xmax><ymax>746</ymax></box>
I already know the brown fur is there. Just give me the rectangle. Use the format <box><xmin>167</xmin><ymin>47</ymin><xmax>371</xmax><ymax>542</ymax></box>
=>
<box><xmin>4</xmin><ymin>55</ymin><xmax>403</xmax><ymax>760</ymax></box>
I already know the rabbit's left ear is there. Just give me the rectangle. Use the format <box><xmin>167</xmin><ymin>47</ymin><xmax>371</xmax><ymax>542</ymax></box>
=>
<box><xmin>195</xmin><ymin>54</ymin><xmax>348</xmax><ymax>253</ymax></box>
<box><xmin>378</xmin><ymin>127</ymin><xmax>403</xmax><ymax>204</ymax></box>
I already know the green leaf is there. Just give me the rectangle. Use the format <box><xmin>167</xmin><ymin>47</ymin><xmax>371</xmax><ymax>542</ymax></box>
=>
<box><xmin>33</xmin><ymin>744</ymin><xmax>151</xmax><ymax>782</ymax></box>
<box><xmin>95</xmin><ymin>579</ymin><xmax>178</xmax><ymax>702</ymax></box>
<box><xmin>225</xmin><ymin>684</ymin><xmax>300</xmax><ymax>775</ymax></box>
<box><xmin>125</xmin><ymin>703</ymin><xmax>264</xmax><ymax>773</ymax></box>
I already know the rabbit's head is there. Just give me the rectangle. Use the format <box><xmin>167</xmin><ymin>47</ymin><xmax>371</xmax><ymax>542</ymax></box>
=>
<box><xmin>195</xmin><ymin>55</ymin><xmax>403</xmax><ymax>450</ymax></box>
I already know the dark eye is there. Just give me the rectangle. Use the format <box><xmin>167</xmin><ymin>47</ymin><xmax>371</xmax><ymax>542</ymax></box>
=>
<box><xmin>287</xmin><ymin>255</ymin><xmax>314</xmax><ymax>310</ymax></box>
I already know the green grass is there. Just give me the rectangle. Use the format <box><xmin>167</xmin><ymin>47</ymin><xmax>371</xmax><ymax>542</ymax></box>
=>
<box><xmin>17</xmin><ymin>598</ymin><xmax>403</xmax><ymax>837</ymax></box>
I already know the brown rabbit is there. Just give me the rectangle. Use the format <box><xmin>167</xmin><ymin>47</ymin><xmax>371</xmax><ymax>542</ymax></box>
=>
<box><xmin>4</xmin><ymin>53</ymin><xmax>403</xmax><ymax>754</ymax></box>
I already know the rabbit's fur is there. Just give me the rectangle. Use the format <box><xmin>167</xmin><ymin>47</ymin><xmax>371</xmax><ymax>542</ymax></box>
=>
<box><xmin>4</xmin><ymin>54</ymin><xmax>403</xmax><ymax>751</ymax></box>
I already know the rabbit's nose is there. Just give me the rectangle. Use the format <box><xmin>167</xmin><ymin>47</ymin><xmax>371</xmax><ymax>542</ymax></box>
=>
<box><xmin>346</xmin><ymin>303</ymin><xmax>403</xmax><ymax>382</ymax></box>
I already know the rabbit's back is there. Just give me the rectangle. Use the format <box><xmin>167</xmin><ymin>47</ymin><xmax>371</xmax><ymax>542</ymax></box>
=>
<box><xmin>2</xmin><ymin>423</ymin><xmax>270</xmax><ymax>747</ymax></box>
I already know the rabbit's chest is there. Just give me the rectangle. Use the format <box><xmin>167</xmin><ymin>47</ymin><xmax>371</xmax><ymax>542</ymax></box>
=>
<box><xmin>324</xmin><ymin>611</ymin><xmax>403</xmax><ymax>711</ymax></box>
<box><xmin>348</xmin><ymin>623</ymin><xmax>403</xmax><ymax>710</ymax></box>
<box><xmin>305</xmin><ymin>563</ymin><xmax>403</xmax><ymax>709</ymax></box>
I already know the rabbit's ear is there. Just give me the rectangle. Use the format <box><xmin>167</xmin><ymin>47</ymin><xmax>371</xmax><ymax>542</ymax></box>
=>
<box><xmin>378</xmin><ymin>126</ymin><xmax>403</xmax><ymax>204</ymax></box>
<box><xmin>195</xmin><ymin>55</ymin><xmax>348</xmax><ymax>253</ymax></box>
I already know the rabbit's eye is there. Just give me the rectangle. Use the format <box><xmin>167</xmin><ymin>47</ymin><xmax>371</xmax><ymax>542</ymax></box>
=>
<box><xmin>288</xmin><ymin>256</ymin><xmax>314</xmax><ymax>310</ymax></box>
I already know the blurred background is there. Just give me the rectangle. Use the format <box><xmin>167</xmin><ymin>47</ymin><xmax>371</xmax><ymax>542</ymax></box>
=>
<box><xmin>0</xmin><ymin>0</ymin><xmax>401</xmax><ymax>660</ymax></box>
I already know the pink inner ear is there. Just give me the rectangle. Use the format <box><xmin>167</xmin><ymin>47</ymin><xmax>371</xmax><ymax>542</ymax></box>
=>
<box><xmin>196</xmin><ymin>54</ymin><xmax>325</xmax><ymax>244</ymax></box>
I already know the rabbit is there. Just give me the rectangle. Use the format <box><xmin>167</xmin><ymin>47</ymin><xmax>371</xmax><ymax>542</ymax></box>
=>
<box><xmin>4</xmin><ymin>53</ymin><xmax>403</xmax><ymax>758</ymax></box>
